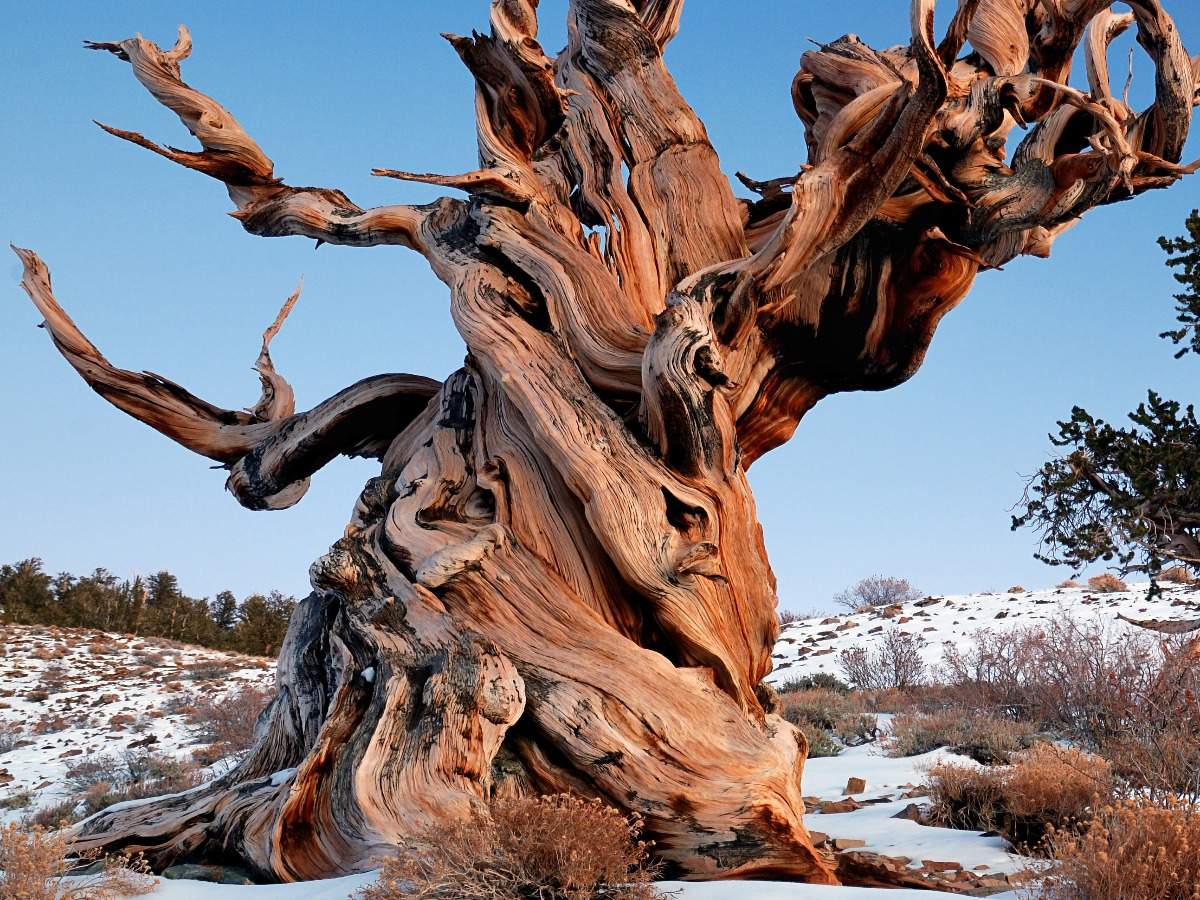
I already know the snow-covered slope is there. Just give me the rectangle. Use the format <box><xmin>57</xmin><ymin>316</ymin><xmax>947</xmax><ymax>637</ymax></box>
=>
<box><xmin>768</xmin><ymin>580</ymin><xmax>1200</xmax><ymax>686</ymax></box>
<box><xmin>0</xmin><ymin>624</ymin><xmax>273</xmax><ymax>824</ymax></box>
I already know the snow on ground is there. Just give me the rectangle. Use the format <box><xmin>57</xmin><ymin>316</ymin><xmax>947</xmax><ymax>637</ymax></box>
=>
<box><xmin>768</xmin><ymin>580</ymin><xmax>1200</xmax><ymax>686</ymax></box>
<box><xmin>11</xmin><ymin>580</ymin><xmax>1182</xmax><ymax>896</ymax></box>
<box><xmin>802</xmin><ymin>742</ymin><xmax>1021</xmax><ymax>875</ymax></box>
<box><xmin>0</xmin><ymin>625</ymin><xmax>273</xmax><ymax>824</ymax></box>
<box><xmin>85</xmin><ymin>874</ymin><xmax>1016</xmax><ymax>899</ymax></box>
<box><xmin>54</xmin><ymin>874</ymin><xmax>1020</xmax><ymax>899</ymax></box>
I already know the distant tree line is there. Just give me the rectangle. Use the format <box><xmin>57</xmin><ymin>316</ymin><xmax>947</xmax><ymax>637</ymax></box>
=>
<box><xmin>0</xmin><ymin>558</ymin><xmax>296</xmax><ymax>656</ymax></box>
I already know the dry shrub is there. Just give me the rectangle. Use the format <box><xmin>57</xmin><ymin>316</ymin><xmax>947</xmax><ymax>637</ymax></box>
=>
<box><xmin>777</xmin><ymin>609</ymin><xmax>801</xmax><ymax>626</ymax></box>
<box><xmin>0</xmin><ymin>790</ymin><xmax>34</xmax><ymax>812</ymax></box>
<box><xmin>1034</xmin><ymin>798</ymin><xmax>1200</xmax><ymax>900</ymax></box>
<box><xmin>834</xmin><ymin>575</ymin><xmax>921</xmax><ymax>612</ymax></box>
<box><xmin>65</xmin><ymin>755</ymin><xmax>125</xmax><ymax>794</ymax></box>
<box><xmin>23</xmin><ymin>799</ymin><xmax>82</xmax><ymax>829</ymax></box>
<box><xmin>928</xmin><ymin>744</ymin><xmax>1112</xmax><ymax>849</ymax></box>
<box><xmin>0</xmin><ymin>720</ymin><xmax>25</xmax><ymax>753</ymax></box>
<box><xmin>185</xmin><ymin>683</ymin><xmax>270</xmax><ymax>759</ymax></box>
<box><xmin>775</xmin><ymin>672</ymin><xmax>851</xmax><ymax>694</ymax></box>
<box><xmin>832</xmin><ymin>712</ymin><xmax>879</xmax><ymax>747</ymax></box>
<box><xmin>885</xmin><ymin>708</ymin><xmax>1035</xmax><ymax>762</ymax></box>
<box><xmin>941</xmin><ymin>616</ymin><xmax>1200</xmax><ymax>798</ymax></box>
<box><xmin>37</xmin><ymin>666</ymin><xmax>67</xmax><ymax>695</ymax></box>
<box><xmin>778</xmin><ymin>688</ymin><xmax>861</xmax><ymax>731</ymax></box>
<box><xmin>1096</xmin><ymin>643</ymin><xmax>1200</xmax><ymax>803</ymax></box>
<box><xmin>798</xmin><ymin>722</ymin><xmax>841</xmax><ymax>758</ymax></box>
<box><xmin>778</xmin><ymin>689</ymin><xmax>871</xmax><ymax>757</ymax></box>
<box><xmin>839</xmin><ymin>628</ymin><xmax>927</xmax><ymax>690</ymax></box>
<box><xmin>66</xmin><ymin>751</ymin><xmax>204</xmax><ymax>816</ymax></box>
<box><xmin>1007</xmin><ymin>585</ymin><xmax>1027</xmax><ymax>593</ymax></box>
<box><xmin>0</xmin><ymin>823</ymin><xmax>154</xmax><ymax>899</ymax></box>
<box><xmin>182</xmin><ymin>660</ymin><xmax>239</xmax><ymax>682</ymax></box>
<box><xmin>359</xmin><ymin>794</ymin><xmax>661</xmax><ymax>900</ymax></box>
<box><xmin>1086</xmin><ymin>573</ymin><xmax>1128</xmax><ymax>593</ymax></box>
<box><xmin>32</xmin><ymin>714</ymin><xmax>69</xmax><ymax>735</ymax></box>
<box><xmin>1057</xmin><ymin>579</ymin><xmax>1081</xmax><ymax>589</ymax></box>
<box><xmin>1159</xmin><ymin>565</ymin><xmax>1196</xmax><ymax>584</ymax></box>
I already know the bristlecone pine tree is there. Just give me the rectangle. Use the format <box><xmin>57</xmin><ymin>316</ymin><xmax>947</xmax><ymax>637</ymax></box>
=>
<box><xmin>1016</xmin><ymin>213</ymin><xmax>1200</xmax><ymax>583</ymax></box>
<box><xmin>12</xmin><ymin>0</ymin><xmax>1199</xmax><ymax>886</ymax></box>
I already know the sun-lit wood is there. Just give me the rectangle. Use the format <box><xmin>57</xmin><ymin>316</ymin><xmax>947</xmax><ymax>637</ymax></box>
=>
<box><xmin>14</xmin><ymin>0</ymin><xmax>1197</xmax><ymax>886</ymax></box>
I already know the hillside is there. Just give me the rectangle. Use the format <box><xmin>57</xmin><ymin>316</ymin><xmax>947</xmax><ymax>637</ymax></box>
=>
<box><xmin>0</xmin><ymin>625</ymin><xmax>272</xmax><ymax>826</ymax></box>
<box><xmin>768</xmin><ymin>580</ymin><xmax>1200</xmax><ymax>687</ymax></box>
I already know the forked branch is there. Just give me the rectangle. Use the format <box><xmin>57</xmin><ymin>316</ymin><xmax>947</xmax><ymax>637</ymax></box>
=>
<box><xmin>14</xmin><ymin>247</ymin><xmax>439</xmax><ymax>509</ymax></box>
<box><xmin>86</xmin><ymin>26</ymin><xmax>442</xmax><ymax>251</ymax></box>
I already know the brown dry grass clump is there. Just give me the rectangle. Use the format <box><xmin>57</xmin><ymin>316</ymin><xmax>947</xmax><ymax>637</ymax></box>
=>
<box><xmin>886</xmin><ymin>709</ymin><xmax>1035</xmax><ymax>763</ymax></box>
<box><xmin>0</xmin><ymin>823</ymin><xmax>155</xmax><ymax>899</ymax></box>
<box><xmin>359</xmin><ymin>794</ymin><xmax>661</xmax><ymax>900</ymax></box>
<box><xmin>928</xmin><ymin>744</ymin><xmax>1112</xmax><ymax>849</ymax></box>
<box><xmin>1034</xmin><ymin>798</ymin><xmax>1200</xmax><ymax>900</ymax></box>
<box><xmin>1159</xmin><ymin>565</ymin><xmax>1196</xmax><ymax>584</ymax></box>
<box><xmin>1086</xmin><ymin>574</ymin><xmax>1128</xmax><ymax>593</ymax></box>
<box><xmin>184</xmin><ymin>683</ymin><xmax>271</xmax><ymax>764</ymax></box>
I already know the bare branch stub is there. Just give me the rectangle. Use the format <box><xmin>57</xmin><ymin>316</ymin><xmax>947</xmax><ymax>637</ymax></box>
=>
<box><xmin>14</xmin><ymin>0</ymin><xmax>1197</xmax><ymax>888</ymax></box>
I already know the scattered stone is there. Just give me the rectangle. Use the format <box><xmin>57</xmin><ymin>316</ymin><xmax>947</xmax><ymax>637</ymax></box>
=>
<box><xmin>819</xmin><ymin>798</ymin><xmax>862</xmax><ymax>814</ymax></box>
<box><xmin>833</xmin><ymin>837</ymin><xmax>867</xmax><ymax>850</ymax></box>
<box><xmin>891</xmin><ymin>803</ymin><xmax>923</xmax><ymax>821</ymax></box>
<box><xmin>921</xmin><ymin>859</ymin><xmax>962</xmax><ymax>873</ymax></box>
<box><xmin>843</xmin><ymin>776</ymin><xmax>866</xmax><ymax>795</ymax></box>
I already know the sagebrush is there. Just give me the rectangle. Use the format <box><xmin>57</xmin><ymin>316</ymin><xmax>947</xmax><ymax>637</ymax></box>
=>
<box><xmin>358</xmin><ymin>794</ymin><xmax>661</xmax><ymax>900</ymax></box>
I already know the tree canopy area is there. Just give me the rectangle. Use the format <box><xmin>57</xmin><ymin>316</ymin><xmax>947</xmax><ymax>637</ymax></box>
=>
<box><xmin>11</xmin><ymin>0</ymin><xmax>1199</xmax><ymax>888</ymax></box>
<box><xmin>1015</xmin><ymin>214</ymin><xmax>1200</xmax><ymax>581</ymax></box>
<box><xmin>0</xmin><ymin>558</ymin><xmax>296</xmax><ymax>657</ymax></box>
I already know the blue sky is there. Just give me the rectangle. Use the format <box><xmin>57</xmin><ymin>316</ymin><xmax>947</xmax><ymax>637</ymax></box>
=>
<box><xmin>3</xmin><ymin>2</ymin><xmax>1197</xmax><ymax>612</ymax></box>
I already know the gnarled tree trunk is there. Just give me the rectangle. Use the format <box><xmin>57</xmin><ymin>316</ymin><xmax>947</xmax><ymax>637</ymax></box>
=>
<box><xmin>14</xmin><ymin>0</ymin><xmax>1198</xmax><ymax>885</ymax></box>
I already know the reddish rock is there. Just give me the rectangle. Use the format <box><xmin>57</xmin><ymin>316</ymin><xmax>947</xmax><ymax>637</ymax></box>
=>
<box><xmin>819</xmin><ymin>798</ymin><xmax>863</xmax><ymax>814</ymax></box>
<box><xmin>922</xmin><ymin>859</ymin><xmax>962</xmax><ymax>873</ymax></box>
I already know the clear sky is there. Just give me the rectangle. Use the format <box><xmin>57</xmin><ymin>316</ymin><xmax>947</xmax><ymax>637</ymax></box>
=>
<box><xmin>3</xmin><ymin>2</ymin><xmax>1197</xmax><ymax>614</ymax></box>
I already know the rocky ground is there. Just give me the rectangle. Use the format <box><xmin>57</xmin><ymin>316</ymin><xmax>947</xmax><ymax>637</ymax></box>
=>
<box><xmin>0</xmin><ymin>625</ymin><xmax>271</xmax><ymax>825</ymax></box>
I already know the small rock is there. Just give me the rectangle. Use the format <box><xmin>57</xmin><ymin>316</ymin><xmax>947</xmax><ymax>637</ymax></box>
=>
<box><xmin>833</xmin><ymin>837</ymin><xmax>867</xmax><ymax>850</ymax></box>
<box><xmin>891</xmin><ymin>803</ymin><xmax>922</xmax><ymax>821</ymax></box>
<box><xmin>843</xmin><ymin>776</ymin><xmax>866</xmax><ymax>795</ymax></box>
<box><xmin>921</xmin><ymin>859</ymin><xmax>962</xmax><ymax>873</ymax></box>
<box><xmin>819</xmin><ymin>798</ymin><xmax>862</xmax><ymax>814</ymax></box>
